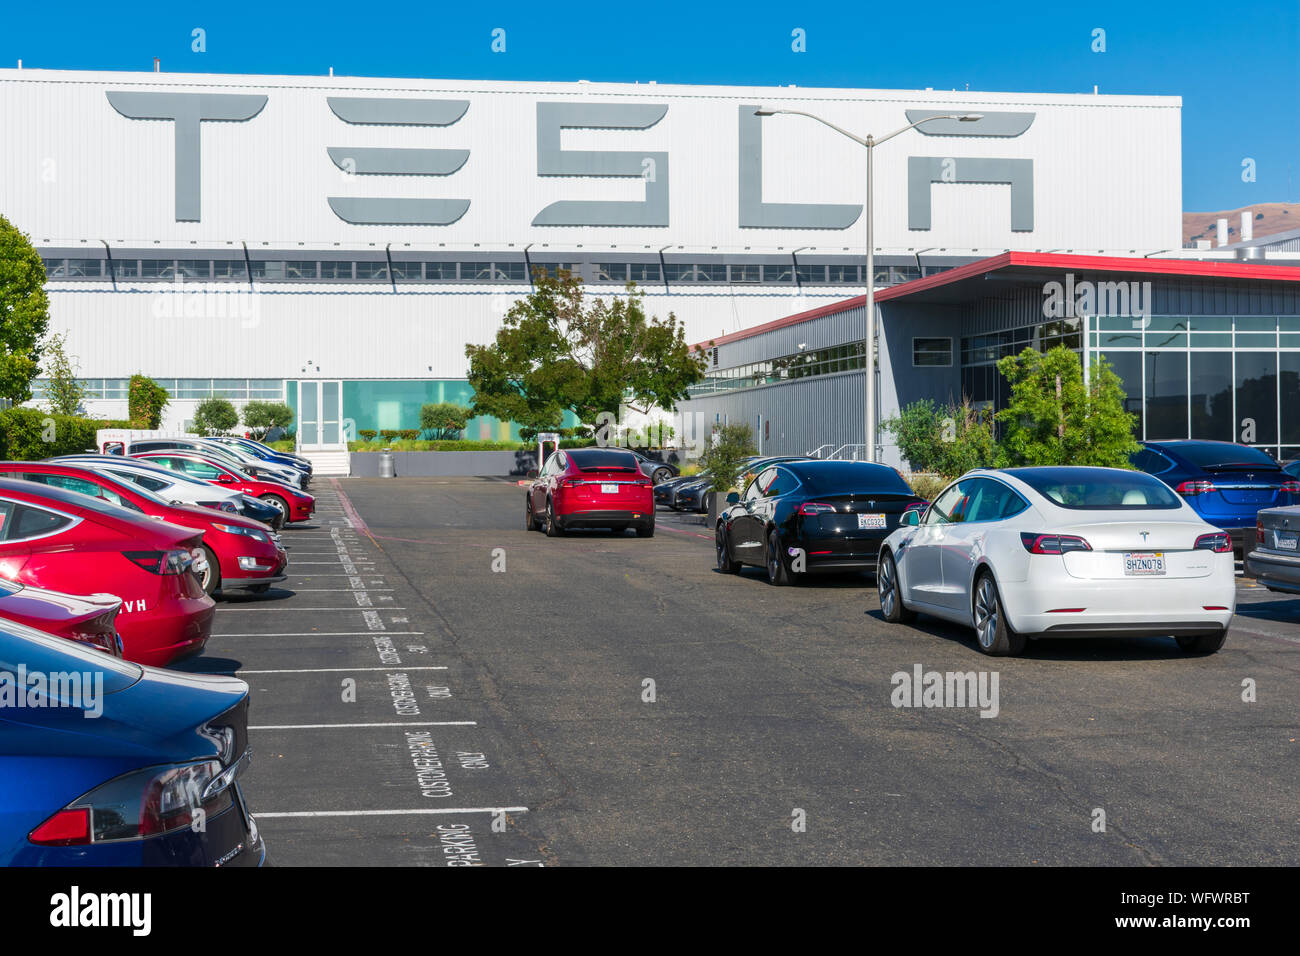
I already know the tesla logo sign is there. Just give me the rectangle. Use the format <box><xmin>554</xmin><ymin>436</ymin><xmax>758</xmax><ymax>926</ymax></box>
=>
<box><xmin>1140</xmin><ymin>532</ymin><xmax>1150</xmax><ymax>541</ymax></box>
<box><xmin>105</xmin><ymin>91</ymin><xmax>1037</xmax><ymax>231</ymax></box>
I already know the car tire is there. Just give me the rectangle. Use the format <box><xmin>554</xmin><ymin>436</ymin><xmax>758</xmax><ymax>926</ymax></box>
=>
<box><xmin>636</xmin><ymin>523</ymin><xmax>655</xmax><ymax>538</ymax></box>
<box><xmin>878</xmin><ymin>551</ymin><xmax>916</xmax><ymax>624</ymax></box>
<box><xmin>545</xmin><ymin>499</ymin><xmax>563</xmax><ymax>537</ymax></box>
<box><xmin>199</xmin><ymin>545</ymin><xmax>221</xmax><ymax>596</ymax></box>
<box><xmin>1176</xmin><ymin>629</ymin><xmax>1228</xmax><ymax>654</ymax></box>
<box><xmin>765</xmin><ymin>529</ymin><xmax>791</xmax><ymax>586</ymax></box>
<box><xmin>716</xmin><ymin>524</ymin><xmax>740</xmax><ymax>573</ymax></box>
<box><xmin>652</xmin><ymin>467</ymin><xmax>671</xmax><ymax>484</ymax></box>
<box><xmin>609</xmin><ymin>524</ymin><xmax>628</xmax><ymax>535</ymax></box>
<box><xmin>525</xmin><ymin>497</ymin><xmax>538</xmax><ymax>531</ymax></box>
<box><xmin>260</xmin><ymin>494</ymin><xmax>289</xmax><ymax>524</ymax></box>
<box><xmin>972</xmin><ymin>571</ymin><xmax>1025</xmax><ymax>656</ymax></box>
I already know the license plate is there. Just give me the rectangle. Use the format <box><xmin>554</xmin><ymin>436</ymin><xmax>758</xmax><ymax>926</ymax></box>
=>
<box><xmin>1123</xmin><ymin>552</ymin><xmax>1166</xmax><ymax>575</ymax></box>
<box><xmin>600</xmin><ymin>483</ymin><xmax>618</xmax><ymax>494</ymax></box>
<box><xmin>857</xmin><ymin>513</ymin><xmax>887</xmax><ymax>530</ymax></box>
<box><xmin>1276</xmin><ymin>531</ymin><xmax>1298</xmax><ymax>551</ymax></box>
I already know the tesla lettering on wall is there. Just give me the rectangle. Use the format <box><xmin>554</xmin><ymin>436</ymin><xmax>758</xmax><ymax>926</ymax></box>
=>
<box><xmin>104</xmin><ymin>92</ymin><xmax>1036</xmax><ymax>231</ymax></box>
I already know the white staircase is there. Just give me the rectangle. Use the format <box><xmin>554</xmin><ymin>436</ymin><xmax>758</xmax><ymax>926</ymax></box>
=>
<box><xmin>299</xmin><ymin>449</ymin><xmax>351</xmax><ymax>476</ymax></box>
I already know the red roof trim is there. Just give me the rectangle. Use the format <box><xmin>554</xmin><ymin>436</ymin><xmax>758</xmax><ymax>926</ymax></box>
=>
<box><xmin>695</xmin><ymin>252</ymin><xmax>1300</xmax><ymax>350</ymax></box>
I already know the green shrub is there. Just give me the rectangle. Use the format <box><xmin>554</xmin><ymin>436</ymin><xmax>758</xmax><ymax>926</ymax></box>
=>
<box><xmin>0</xmin><ymin>408</ymin><xmax>103</xmax><ymax>459</ymax></box>
<box><xmin>906</xmin><ymin>473</ymin><xmax>953</xmax><ymax>501</ymax></box>
<box><xmin>192</xmin><ymin>397</ymin><xmax>238</xmax><ymax>436</ymax></box>
<box><xmin>127</xmin><ymin>375</ymin><xmax>169</xmax><ymax>428</ymax></box>
<box><xmin>267</xmin><ymin>439</ymin><xmax>295</xmax><ymax>452</ymax></box>
<box><xmin>398</xmin><ymin>429</ymin><xmax>419</xmax><ymax>440</ymax></box>
<box><xmin>358</xmin><ymin>430</ymin><xmax>377</xmax><ymax>442</ymax></box>
<box><xmin>698</xmin><ymin>423</ymin><xmax>758</xmax><ymax>493</ymax></box>
<box><xmin>347</xmin><ymin>438</ymin><xmax>531</xmax><ymax>452</ymax></box>
<box><xmin>419</xmin><ymin>403</ymin><xmax>473</xmax><ymax>440</ymax></box>
<box><xmin>379</xmin><ymin>430</ymin><xmax>399</xmax><ymax>441</ymax></box>
<box><xmin>241</xmin><ymin>400</ymin><xmax>294</xmax><ymax>440</ymax></box>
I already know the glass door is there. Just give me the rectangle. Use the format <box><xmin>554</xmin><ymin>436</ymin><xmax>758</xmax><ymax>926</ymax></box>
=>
<box><xmin>296</xmin><ymin>380</ymin><xmax>344</xmax><ymax>450</ymax></box>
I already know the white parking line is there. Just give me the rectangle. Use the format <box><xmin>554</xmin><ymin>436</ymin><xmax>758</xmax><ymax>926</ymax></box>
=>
<box><xmin>249</xmin><ymin>721</ymin><xmax>476</xmax><ymax>730</ymax></box>
<box><xmin>286</xmin><ymin>588</ymin><xmax>394</xmax><ymax>592</ymax></box>
<box><xmin>239</xmin><ymin>666</ymin><xmax>448</xmax><ymax>674</ymax></box>
<box><xmin>255</xmin><ymin>807</ymin><xmax>528</xmax><ymax>818</ymax></box>
<box><xmin>216</xmin><ymin>606</ymin><xmax>406</xmax><ymax>611</ymax></box>
<box><xmin>212</xmin><ymin>631</ymin><xmax>425</xmax><ymax>637</ymax></box>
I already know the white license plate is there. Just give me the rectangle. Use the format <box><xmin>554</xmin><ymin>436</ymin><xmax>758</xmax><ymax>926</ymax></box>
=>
<box><xmin>600</xmin><ymin>483</ymin><xmax>618</xmax><ymax>494</ymax></box>
<box><xmin>1276</xmin><ymin>531</ymin><xmax>1298</xmax><ymax>551</ymax></box>
<box><xmin>857</xmin><ymin>513</ymin><xmax>887</xmax><ymax>530</ymax></box>
<box><xmin>1123</xmin><ymin>552</ymin><xmax>1166</xmax><ymax>575</ymax></box>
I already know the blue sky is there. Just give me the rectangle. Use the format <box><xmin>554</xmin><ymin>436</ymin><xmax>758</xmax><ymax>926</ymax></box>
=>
<box><xmin>3</xmin><ymin>0</ymin><xmax>1295</xmax><ymax>211</ymax></box>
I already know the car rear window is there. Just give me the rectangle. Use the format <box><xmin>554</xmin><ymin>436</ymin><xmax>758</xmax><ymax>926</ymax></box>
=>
<box><xmin>1163</xmin><ymin>442</ymin><xmax>1279</xmax><ymax>469</ymax></box>
<box><xmin>567</xmin><ymin>449</ymin><xmax>640</xmax><ymax>471</ymax></box>
<box><xmin>794</xmin><ymin>462</ymin><xmax>914</xmax><ymax>495</ymax></box>
<box><xmin>1007</xmin><ymin>468</ymin><xmax>1182</xmax><ymax>510</ymax></box>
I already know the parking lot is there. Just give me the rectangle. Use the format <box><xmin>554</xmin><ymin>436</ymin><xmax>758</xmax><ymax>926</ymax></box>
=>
<box><xmin>187</xmin><ymin>477</ymin><xmax>1299</xmax><ymax>866</ymax></box>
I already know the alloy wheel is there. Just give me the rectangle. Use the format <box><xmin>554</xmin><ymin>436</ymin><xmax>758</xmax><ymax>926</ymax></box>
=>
<box><xmin>975</xmin><ymin>577</ymin><xmax>999</xmax><ymax>649</ymax></box>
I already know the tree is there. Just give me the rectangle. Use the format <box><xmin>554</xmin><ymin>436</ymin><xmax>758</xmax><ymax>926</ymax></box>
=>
<box><xmin>882</xmin><ymin>397</ymin><xmax>996</xmax><ymax>476</ymax></box>
<box><xmin>465</xmin><ymin>270</ymin><xmax>707</xmax><ymax>436</ymax></box>
<box><xmin>128</xmin><ymin>375</ymin><xmax>169</xmax><ymax>428</ymax></box>
<box><xmin>241</xmin><ymin>400</ymin><xmax>294</xmax><ymax>440</ymax></box>
<box><xmin>40</xmin><ymin>331</ymin><xmax>87</xmax><ymax>416</ymax></box>
<box><xmin>698</xmin><ymin>423</ymin><xmax>757</xmax><ymax>493</ymax></box>
<box><xmin>995</xmin><ymin>346</ymin><xmax>1139</xmax><ymax>467</ymax></box>
<box><xmin>420</xmin><ymin>402</ymin><xmax>473</xmax><ymax>439</ymax></box>
<box><xmin>192</xmin><ymin>397</ymin><xmax>238</xmax><ymax>436</ymax></box>
<box><xmin>0</xmin><ymin>214</ymin><xmax>51</xmax><ymax>405</ymax></box>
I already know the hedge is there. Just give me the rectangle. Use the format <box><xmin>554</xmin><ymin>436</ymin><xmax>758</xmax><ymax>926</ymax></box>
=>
<box><xmin>0</xmin><ymin>408</ymin><xmax>132</xmax><ymax>460</ymax></box>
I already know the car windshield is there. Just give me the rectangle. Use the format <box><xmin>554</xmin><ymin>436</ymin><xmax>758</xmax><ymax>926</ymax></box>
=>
<box><xmin>1007</xmin><ymin>468</ymin><xmax>1182</xmax><ymax>510</ymax></box>
<box><xmin>1162</xmin><ymin>442</ymin><xmax>1279</xmax><ymax>469</ymax></box>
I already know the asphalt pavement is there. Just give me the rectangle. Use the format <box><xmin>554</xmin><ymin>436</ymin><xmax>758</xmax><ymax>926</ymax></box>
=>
<box><xmin>182</xmin><ymin>477</ymin><xmax>1299</xmax><ymax>866</ymax></box>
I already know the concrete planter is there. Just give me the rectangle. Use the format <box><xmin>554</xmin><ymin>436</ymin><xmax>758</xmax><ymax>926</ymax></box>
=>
<box><xmin>350</xmin><ymin>450</ymin><xmax>539</xmax><ymax>478</ymax></box>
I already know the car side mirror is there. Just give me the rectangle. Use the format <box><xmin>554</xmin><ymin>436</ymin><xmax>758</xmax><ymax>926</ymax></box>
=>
<box><xmin>902</xmin><ymin>509</ymin><xmax>921</xmax><ymax>527</ymax></box>
<box><xmin>216</xmin><ymin>474</ymin><xmax>235</xmax><ymax>483</ymax></box>
<box><xmin>726</xmin><ymin>492</ymin><xmax>740</xmax><ymax>505</ymax></box>
<box><xmin>526</xmin><ymin>469</ymin><xmax>538</xmax><ymax>479</ymax></box>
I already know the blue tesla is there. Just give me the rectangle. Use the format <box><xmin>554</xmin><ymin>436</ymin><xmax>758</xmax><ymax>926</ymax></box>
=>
<box><xmin>1132</xmin><ymin>440</ymin><xmax>1300</xmax><ymax>553</ymax></box>
<box><xmin>0</xmin><ymin>619</ymin><xmax>265</xmax><ymax>866</ymax></box>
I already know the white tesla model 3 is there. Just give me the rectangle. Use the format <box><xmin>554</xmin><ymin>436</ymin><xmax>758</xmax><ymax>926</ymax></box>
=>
<box><xmin>876</xmin><ymin>466</ymin><xmax>1236</xmax><ymax>656</ymax></box>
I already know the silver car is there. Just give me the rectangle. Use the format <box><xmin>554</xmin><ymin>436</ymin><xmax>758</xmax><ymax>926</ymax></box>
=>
<box><xmin>1245</xmin><ymin>505</ymin><xmax>1300</xmax><ymax>595</ymax></box>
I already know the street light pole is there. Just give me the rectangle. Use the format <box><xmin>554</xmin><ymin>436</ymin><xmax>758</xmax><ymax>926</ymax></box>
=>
<box><xmin>754</xmin><ymin>109</ymin><xmax>982</xmax><ymax>462</ymax></box>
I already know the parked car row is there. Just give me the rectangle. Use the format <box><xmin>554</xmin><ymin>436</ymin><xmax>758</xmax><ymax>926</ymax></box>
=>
<box><xmin>0</xmin><ymin>439</ymin><xmax>308</xmax><ymax>866</ymax></box>
<box><xmin>695</xmin><ymin>439</ymin><xmax>1300</xmax><ymax>658</ymax></box>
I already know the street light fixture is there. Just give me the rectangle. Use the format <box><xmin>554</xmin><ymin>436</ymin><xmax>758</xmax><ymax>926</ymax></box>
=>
<box><xmin>754</xmin><ymin>108</ymin><xmax>982</xmax><ymax>461</ymax></box>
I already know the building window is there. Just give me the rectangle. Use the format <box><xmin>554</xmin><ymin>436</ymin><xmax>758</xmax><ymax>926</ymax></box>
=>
<box><xmin>213</xmin><ymin>260</ymin><xmax>247</xmax><ymax>280</ymax></box>
<box><xmin>425</xmin><ymin>262</ymin><xmax>457</xmax><ymax>281</ymax></box>
<box><xmin>912</xmin><ymin>337</ymin><xmax>953</xmax><ymax>367</ymax></box>
<box><xmin>355</xmin><ymin>261</ymin><xmax>390</xmax><ymax>281</ymax></box>
<box><xmin>595</xmin><ymin>263</ymin><xmax>628</xmax><ymax>282</ymax></box>
<box><xmin>319</xmin><ymin>261</ymin><xmax>355</xmax><ymax>280</ymax></box>
<box><xmin>630</xmin><ymin>263</ymin><xmax>661</xmax><ymax>282</ymax></box>
<box><xmin>729</xmin><ymin>264</ymin><xmax>761</xmax><ymax>283</ymax></box>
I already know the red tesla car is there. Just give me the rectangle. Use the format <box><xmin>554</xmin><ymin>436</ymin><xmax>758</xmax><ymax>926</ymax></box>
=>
<box><xmin>0</xmin><ymin>579</ymin><xmax>123</xmax><ymax>657</ymax></box>
<box><xmin>0</xmin><ymin>462</ymin><xmax>288</xmax><ymax>596</ymax></box>
<box><xmin>131</xmin><ymin>452</ymin><xmax>316</xmax><ymax>525</ymax></box>
<box><xmin>526</xmin><ymin>447</ymin><xmax>655</xmax><ymax>536</ymax></box>
<box><xmin>0</xmin><ymin>478</ymin><xmax>214</xmax><ymax>667</ymax></box>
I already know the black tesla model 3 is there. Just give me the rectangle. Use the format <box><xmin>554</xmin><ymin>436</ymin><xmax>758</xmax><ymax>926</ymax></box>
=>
<box><xmin>715</xmin><ymin>460</ymin><xmax>926</xmax><ymax>585</ymax></box>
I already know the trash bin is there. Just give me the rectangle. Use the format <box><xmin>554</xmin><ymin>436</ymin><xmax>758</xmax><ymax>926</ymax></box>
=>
<box><xmin>378</xmin><ymin>453</ymin><xmax>396</xmax><ymax>478</ymax></box>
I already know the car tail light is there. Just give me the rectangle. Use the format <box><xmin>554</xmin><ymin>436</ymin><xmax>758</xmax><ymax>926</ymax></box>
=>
<box><xmin>904</xmin><ymin>500</ymin><xmax>928</xmax><ymax>512</ymax></box>
<box><xmin>1175</xmin><ymin>480</ymin><xmax>1216</xmax><ymax>496</ymax></box>
<box><xmin>798</xmin><ymin>502</ymin><xmax>836</xmax><ymax>516</ymax></box>
<box><xmin>28</xmin><ymin>759</ymin><xmax>236</xmax><ymax>846</ymax></box>
<box><xmin>1194</xmin><ymin>532</ymin><xmax>1232</xmax><ymax>553</ymax></box>
<box><xmin>1282</xmin><ymin>481</ymin><xmax>1300</xmax><ymax>495</ymax></box>
<box><xmin>559</xmin><ymin>477</ymin><xmax>581</xmax><ymax>488</ymax></box>
<box><xmin>1257</xmin><ymin>518</ymin><xmax>1265</xmax><ymax>545</ymax></box>
<box><xmin>69</xmin><ymin>628</ymin><xmax>124</xmax><ymax>657</ymax></box>
<box><xmin>122</xmin><ymin>548</ymin><xmax>194</xmax><ymax>575</ymax></box>
<box><xmin>1020</xmin><ymin>532</ymin><xmax>1092</xmax><ymax>554</ymax></box>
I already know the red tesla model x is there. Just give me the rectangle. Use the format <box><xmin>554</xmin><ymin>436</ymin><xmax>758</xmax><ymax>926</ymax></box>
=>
<box><xmin>1</xmin><ymin>462</ymin><xmax>288</xmax><ymax>596</ymax></box>
<box><xmin>0</xmin><ymin>479</ymin><xmax>214</xmax><ymax>667</ymax></box>
<box><xmin>526</xmin><ymin>447</ymin><xmax>655</xmax><ymax>537</ymax></box>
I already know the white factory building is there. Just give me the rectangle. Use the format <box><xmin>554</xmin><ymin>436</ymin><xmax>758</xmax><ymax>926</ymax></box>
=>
<box><xmin>0</xmin><ymin>66</ymin><xmax>1185</xmax><ymax>451</ymax></box>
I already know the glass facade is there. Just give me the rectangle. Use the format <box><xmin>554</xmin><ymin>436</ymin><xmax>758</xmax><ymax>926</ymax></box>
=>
<box><xmin>688</xmin><ymin>343</ymin><xmax>866</xmax><ymax>397</ymax></box>
<box><xmin>958</xmin><ymin>314</ymin><xmax>1300</xmax><ymax>461</ymax></box>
